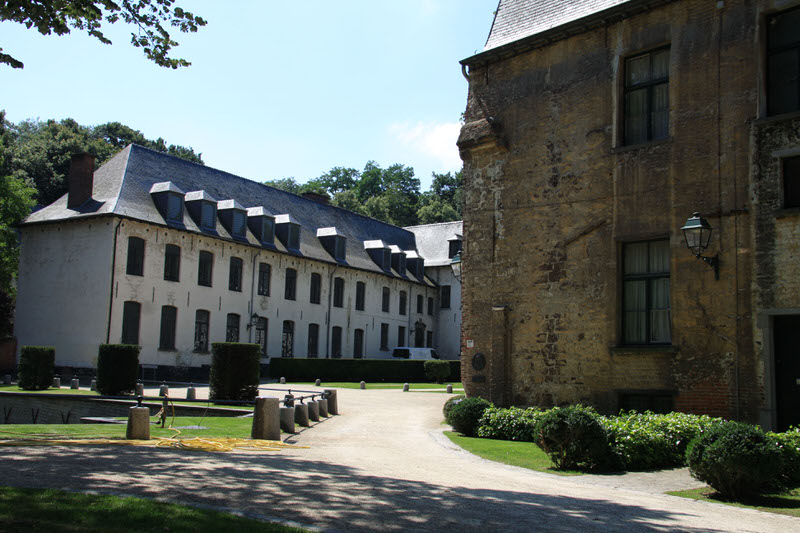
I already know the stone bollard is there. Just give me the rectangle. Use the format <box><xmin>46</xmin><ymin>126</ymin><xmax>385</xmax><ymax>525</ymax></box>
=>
<box><xmin>52</xmin><ymin>377</ymin><xmax>61</xmax><ymax>388</ymax></box>
<box><xmin>307</xmin><ymin>400</ymin><xmax>320</xmax><ymax>422</ymax></box>
<box><xmin>324</xmin><ymin>389</ymin><xmax>339</xmax><ymax>415</ymax></box>
<box><xmin>186</xmin><ymin>385</ymin><xmax>196</xmax><ymax>400</ymax></box>
<box><xmin>403</xmin><ymin>383</ymin><xmax>410</xmax><ymax>392</ymax></box>
<box><xmin>280</xmin><ymin>377</ymin><xmax>286</xmax><ymax>384</ymax></box>
<box><xmin>3</xmin><ymin>374</ymin><xmax>11</xmax><ymax>385</ymax></box>
<box><xmin>446</xmin><ymin>384</ymin><xmax>453</xmax><ymax>393</ymax></box>
<box><xmin>295</xmin><ymin>403</ymin><xmax>310</xmax><ymax>427</ymax></box>
<box><xmin>318</xmin><ymin>398</ymin><xmax>329</xmax><ymax>417</ymax></box>
<box><xmin>360</xmin><ymin>381</ymin><xmax>366</xmax><ymax>390</ymax></box>
<box><xmin>126</xmin><ymin>406</ymin><xmax>150</xmax><ymax>440</ymax></box>
<box><xmin>280</xmin><ymin>406</ymin><xmax>295</xmax><ymax>434</ymax></box>
<box><xmin>159</xmin><ymin>382</ymin><xmax>169</xmax><ymax>396</ymax></box>
<box><xmin>90</xmin><ymin>379</ymin><xmax>97</xmax><ymax>391</ymax></box>
<box><xmin>315</xmin><ymin>378</ymin><xmax>321</xmax><ymax>386</ymax></box>
<box><xmin>135</xmin><ymin>382</ymin><xmax>144</xmax><ymax>396</ymax></box>
<box><xmin>284</xmin><ymin>393</ymin><xmax>295</xmax><ymax>407</ymax></box>
<box><xmin>252</xmin><ymin>397</ymin><xmax>281</xmax><ymax>441</ymax></box>
<box><xmin>70</xmin><ymin>378</ymin><xmax>80</xmax><ymax>389</ymax></box>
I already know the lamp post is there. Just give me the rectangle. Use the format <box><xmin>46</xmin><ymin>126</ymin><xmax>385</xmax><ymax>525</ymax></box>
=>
<box><xmin>680</xmin><ymin>212</ymin><xmax>719</xmax><ymax>280</ymax></box>
<box><xmin>450</xmin><ymin>251</ymin><xmax>462</xmax><ymax>282</ymax></box>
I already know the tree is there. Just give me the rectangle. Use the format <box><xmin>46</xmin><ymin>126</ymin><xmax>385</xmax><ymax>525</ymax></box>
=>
<box><xmin>1</xmin><ymin>0</ymin><xmax>206</xmax><ymax>69</ymax></box>
<box><xmin>262</xmin><ymin>177</ymin><xmax>302</xmax><ymax>195</ymax></box>
<box><xmin>416</xmin><ymin>170</ymin><xmax>462</xmax><ymax>224</ymax></box>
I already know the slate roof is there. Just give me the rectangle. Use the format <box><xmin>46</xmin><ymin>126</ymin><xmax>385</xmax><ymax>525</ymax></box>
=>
<box><xmin>404</xmin><ymin>221</ymin><xmax>463</xmax><ymax>268</ymax></box>
<box><xmin>23</xmin><ymin>144</ymin><xmax>435</xmax><ymax>284</ymax></box>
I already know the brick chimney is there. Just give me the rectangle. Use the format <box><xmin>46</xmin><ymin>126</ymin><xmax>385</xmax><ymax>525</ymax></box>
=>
<box><xmin>67</xmin><ymin>153</ymin><xmax>96</xmax><ymax>209</ymax></box>
<box><xmin>301</xmin><ymin>191</ymin><xmax>331</xmax><ymax>205</ymax></box>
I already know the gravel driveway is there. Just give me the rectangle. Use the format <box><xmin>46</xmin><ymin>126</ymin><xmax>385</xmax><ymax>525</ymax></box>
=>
<box><xmin>0</xmin><ymin>385</ymin><xmax>797</xmax><ymax>532</ymax></box>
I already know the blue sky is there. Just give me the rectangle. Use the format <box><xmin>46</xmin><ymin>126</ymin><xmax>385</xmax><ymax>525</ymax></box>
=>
<box><xmin>1</xmin><ymin>1</ymin><xmax>497</xmax><ymax>190</ymax></box>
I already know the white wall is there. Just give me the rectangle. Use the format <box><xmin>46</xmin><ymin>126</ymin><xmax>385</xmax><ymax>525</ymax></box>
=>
<box><xmin>427</xmin><ymin>265</ymin><xmax>462</xmax><ymax>360</ymax></box>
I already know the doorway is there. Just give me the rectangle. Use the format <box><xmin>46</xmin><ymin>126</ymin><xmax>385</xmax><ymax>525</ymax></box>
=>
<box><xmin>774</xmin><ymin>315</ymin><xmax>800</xmax><ymax>431</ymax></box>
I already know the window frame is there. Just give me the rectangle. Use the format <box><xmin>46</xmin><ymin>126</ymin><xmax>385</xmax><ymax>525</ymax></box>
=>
<box><xmin>255</xmin><ymin>317</ymin><xmax>268</xmax><ymax>358</ymax></box>
<box><xmin>226</xmin><ymin>313</ymin><xmax>240</xmax><ymax>342</ymax></box>
<box><xmin>381</xmin><ymin>287</ymin><xmax>390</xmax><ymax>313</ymax></box>
<box><xmin>622</xmin><ymin>46</ymin><xmax>670</xmax><ymax>146</ymax></box>
<box><xmin>767</xmin><ymin>6</ymin><xmax>800</xmax><ymax>116</ymax></box>
<box><xmin>121</xmin><ymin>301</ymin><xmax>141</xmax><ymax>345</ymax></box>
<box><xmin>355</xmin><ymin>281</ymin><xmax>366</xmax><ymax>311</ymax></box>
<box><xmin>194</xmin><ymin>309</ymin><xmax>210</xmax><ymax>353</ymax></box>
<box><xmin>380</xmin><ymin>323</ymin><xmax>389</xmax><ymax>351</ymax></box>
<box><xmin>228</xmin><ymin>257</ymin><xmax>243</xmax><ymax>292</ymax></box>
<box><xmin>331</xmin><ymin>326</ymin><xmax>342</xmax><ymax>358</ymax></box>
<box><xmin>198</xmin><ymin>250</ymin><xmax>213</xmax><ymax>287</ymax></box>
<box><xmin>126</xmin><ymin>236</ymin><xmax>145</xmax><ymax>276</ymax></box>
<box><xmin>399</xmin><ymin>291</ymin><xmax>407</xmax><ymax>316</ymax></box>
<box><xmin>621</xmin><ymin>239</ymin><xmax>671</xmax><ymax>345</ymax></box>
<box><xmin>257</xmin><ymin>262</ymin><xmax>271</xmax><ymax>296</ymax></box>
<box><xmin>416</xmin><ymin>294</ymin><xmax>423</xmax><ymax>314</ymax></box>
<box><xmin>307</xmin><ymin>323</ymin><xmax>319</xmax><ymax>358</ymax></box>
<box><xmin>782</xmin><ymin>156</ymin><xmax>800</xmax><ymax>209</ymax></box>
<box><xmin>310</xmin><ymin>272</ymin><xmax>321</xmax><ymax>304</ymax></box>
<box><xmin>353</xmin><ymin>328</ymin><xmax>364</xmax><ymax>358</ymax></box>
<box><xmin>333</xmin><ymin>277</ymin><xmax>345</xmax><ymax>308</ymax></box>
<box><xmin>282</xmin><ymin>320</ymin><xmax>295</xmax><ymax>357</ymax></box>
<box><xmin>398</xmin><ymin>325</ymin><xmax>406</xmax><ymax>347</ymax></box>
<box><xmin>164</xmin><ymin>243</ymin><xmax>180</xmax><ymax>282</ymax></box>
<box><xmin>285</xmin><ymin>268</ymin><xmax>297</xmax><ymax>300</ymax></box>
<box><xmin>440</xmin><ymin>285</ymin><xmax>451</xmax><ymax>309</ymax></box>
<box><xmin>159</xmin><ymin>305</ymin><xmax>177</xmax><ymax>350</ymax></box>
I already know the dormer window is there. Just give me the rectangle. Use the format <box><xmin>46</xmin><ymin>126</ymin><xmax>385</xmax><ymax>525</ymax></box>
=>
<box><xmin>405</xmin><ymin>250</ymin><xmax>425</xmax><ymax>280</ymax></box>
<box><xmin>364</xmin><ymin>240</ymin><xmax>391</xmax><ymax>271</ymax></box>
<box><xmin>390</xmin><ymin>245</ymin><xmax>407</xmax><ymax>276</ymax></box>
<box><xmin>185</xmin><ymin>191</ymin><xmax>218</xmax><ymax>232</ymax></box>
<box><xmin>247</xmin><ymin>207</ymin><xmax>276</xmax><ymax>247</ymax></box>
<box><xmin>275</xmin><ymin>214</ymin><xmax>301</xmax><ymax>252</ymax></box>
<box><xmin>448</xmin><ymin>234</ymin><xmax>463</xmax><ymax>259</ymax></box>
<box><xmin>318</xmin><ymin>227</ymin><xmax>346</xmax><ymax>262</ymax></box>
<box><xmin>201</xmin><ymin>202</ymin><xmax>216</xmax><ymax>230</ymax></box>
<box><xmin>217</xmin><ymin>199</ymin><xmax>248</xmax><ymax>241</ymax></box>
<box><xmin>149</xmin><ymin>182</ymin><xmax>185</xmax><ymax>226</ymax></box>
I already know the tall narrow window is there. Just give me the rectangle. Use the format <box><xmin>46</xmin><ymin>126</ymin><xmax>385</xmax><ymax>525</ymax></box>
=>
<box><xmin>354</xmin><ymin>329</ymin><xmax>364</xmax><ymax>358</ymax></box>
<box><xmin>255</xmin><ymin>317</ymin><xmax>268</xmax><ymax>358</ymax></box>
<box><xmin>198</xmin><ymin>250</ymin><xmax>213</xmax><ymax>287</ymax></box>
<box><xmin>126</xmin><ymin>236</ymin><xmax>145</xmax><ymax>276</ymax></box>
<box><xmin>427</xmin><ymin>297</ymin><xmax>434</xmax><ymax>316</ymax></box>
<box><xmin>416</xmin><ymin>294</ymin><xmax>423</xmax><ymax>314</ymax></box>
<box><xmin>166</xmin><ymin>193</ymin><xmax>183</xmax><ymax>223</ymax></box>
<box><xmin>768</xmin><ymin>7</ymin><xmax>800</xmax><ymax>116</ymax></box>
<box><xmin>623</xmin><ymin>47</ymin><xmax>669</xmax><ymax>145</ymax></box>
<box><xmin>285</xmin><ymin>268</ymin><xmax>297</xmax><ymax>300</ymax></box>
<box><xmin>121</xmin><ymin>301</ymin><xmax>141</xmax><ymax>345</ymax></box>
<box><xmin>622</xmin><ymin>239</ymin><xmax>671</xmax><ymax>345</ymax></box>
<box><xmin>382</xmin><ymin>287</ymin><xmax>390</xmax><ymax>313</ymax></box>
<box><xmin>307</xmin><ymin>323</ymin><xmax>319</xmax><ymax>358</ymax></box>
<box><xmin>399</xmin><ymin>291</ymin><xmax>407</xmax><ymax>315</ymax></box>
<box><xmin>229</xmin><ymin>257</ymin><xmax>243</xmax><ymax>291</ymax></box>
<box><xmin>333</xmin><ymin>277</ymin><xmax>344</xmax><ymax>308</ymax></box>
<box><xmin>226</xmin><ymin>313</ymin><xmax>240</xmax><ymax>342</ymax></box>
<box><xmin>258</xmin><ymin>262</ymin><xmax>271</xmax><ymax>296</ymax></box>
<box><xmin>355</xmin><ymin>281</ymin><xmax>366</xmax><ymax>311</ymax></box>
<box><xmin>331</xmin><ymin>326</ymin><xmax>342</xmax><ymax>358</ymax></box>
<box><xmin>164</xmin><ymin>244</ymin><xmax>180</xmax><ymax>282</ymax></box>
<box><xmin>398</xmin><ymin>326</ymin><xmax>406</xmax><ymax>347</ymax></box>
<box><xmin>232</xmin><ymin>211</ymin><xmax>246</xmax><ymax>238</ymax></box>
<box><xmin>440</xmin><ymin>285</ymin><xmax>451</xmax><ymax>309</ymax></box>
<box><xmin>426</xmin><ymin>331</ymin><xmax>433</xmax><ymax>348</ymax></box>
<box><xmin>282</xmin><ymin>320</ymin><xmax>294</xmax><ymax>357</ymax></box>
<box><xmin>194</xmin><ymin>310</ymin><xmax>210</xmax><ymax>352</ymax></box>
<box><xmin>310</xmin><ymin>272</ymin><xmax>321</xmax><ymax>304</ymax></box>
<box><xmin>380</xmin><ymin>323</ymin><xmax>389</xmax><ymax>350</ymax></box>
<box><xmin>159</xmin><ymin>306</ymin><xmax>177</xmax><ymax>350</ymax></box>
<box><xmin>200</xmin><ymin>202</ymin><xmax>216</xmax><ymax>230</ymax></box>
<box><xmin>783</xmin><ymin>156</ymin><xmax>800</xmax><ymax>209</ymax></box>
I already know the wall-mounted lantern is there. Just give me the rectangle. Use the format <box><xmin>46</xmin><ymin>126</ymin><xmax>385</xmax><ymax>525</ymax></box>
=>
<box><xmin>450</xmin><ymin>251</ymin><xmax>462</xmax><ymax>282</ymax></box>
<box><xmin>247</xmin><ymin>313</ymin><xmax>261</xmax><ymax>329</ymax></box>
<box><xmin>680</xmin><ymin>212</ymin><xmax>719</xmax><ymax>280</ymax></box>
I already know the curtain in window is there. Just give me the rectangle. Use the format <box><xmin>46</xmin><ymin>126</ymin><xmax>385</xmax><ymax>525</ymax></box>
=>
<box><xmin>623</xmin><ymin>280</ymin><xmax>647</xmax><ymax>344</ymax></box>
<box><xmin>650</xmin><ymin>278</ymin><xmax>671</xmax><ymax>343</ymax></box>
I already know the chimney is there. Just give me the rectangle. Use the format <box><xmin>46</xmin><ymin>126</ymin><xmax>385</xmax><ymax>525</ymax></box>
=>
<box><xmin>67</xmin><ymin>153</ymin><xmax>96</xmax><ymax>209</ymax></box>
<box><xmin>301</xmin><ymin>191</ymin><xmax>331</xmax><ymax>205</ymax></box>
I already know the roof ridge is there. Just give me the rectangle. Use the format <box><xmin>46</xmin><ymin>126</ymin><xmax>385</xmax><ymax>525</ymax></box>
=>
<box><xmin>404</xmin><ymin>220</ymin><xmax>463</xmax><ymax>229</ymax></box>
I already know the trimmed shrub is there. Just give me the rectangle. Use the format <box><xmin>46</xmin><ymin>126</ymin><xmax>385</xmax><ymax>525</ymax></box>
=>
<box><xmin>534</xmin><ymin>405</ymin><xmax>610</xmax><ymax>471</ymax></box>
<box><xmin>443</xmin><ymin>394</ymin><xmax>465</xmax><ymax>420</ymax></box>
<box><xmin>477</xmin><ymin>406</ymin><xmax>544</xmax><ymax>442</ymax></box>
<box><xmin>687</xmin><ymin>421</ymin><xmax>784</xmax><ymax>500</ymax></box>
<box><xmin>268</xmin><ymin>357</ymin><xmax>460</xmax><ymax>383</ymax></box>
<box><xmin>769</xmin><ymin>427</ymin><xmax>800</xmax><ymax>489</ymax></box>
<box><xmin>210</xmin><ymin>343</ymin><xmax>260</xmax><ymax>402</ymax></box>
<box><xmin>96</xmin><ymin>344</ymin><xmax>140</xmax><ymax>396</ymax></box>
<box><xmin>447</xmin><ymin>397</ymin><xmax>492</xmax><ymax>437</ymax></box>
<box><xmin>424</xmin><ymin>360</ymin><xmax>450</xmax><ymax>383</ymax></box>
<box><xmin>18</xmin><ymin>346</ymin><xmax>55</xmax><ymax>390</ymax></box>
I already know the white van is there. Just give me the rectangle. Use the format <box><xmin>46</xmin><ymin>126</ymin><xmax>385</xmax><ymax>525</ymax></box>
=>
<box><xmin>391</xmin><ymin>347</ymin><xmax>440</xmax><ymax>360</ymax></box>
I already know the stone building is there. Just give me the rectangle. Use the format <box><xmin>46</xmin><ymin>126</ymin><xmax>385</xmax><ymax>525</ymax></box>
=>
<box><xmin>457</xmin><ymin>0</ymin><xmax>800</xmax><ymax>429</ymax></box>
<box><xmin>15</xmin><ymin>145</ymin><xmax>460</xmax><ymax>380</ymax></box>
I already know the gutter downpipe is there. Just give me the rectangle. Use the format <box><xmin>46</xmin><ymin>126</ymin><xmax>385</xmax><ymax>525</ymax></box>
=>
<box><xmin>325</xmin><ymin>263</ymin><xmax>339</xmax><ymax>358</ymax></box>
<box><xmin>106</xmin><ymin>218</ymin><xmax>123</xmax><ymax>343</ymax></box>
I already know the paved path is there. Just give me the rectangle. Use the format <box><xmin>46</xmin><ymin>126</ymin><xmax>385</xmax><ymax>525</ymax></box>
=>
<box><xmin>1</xmin><ymin>385</ymin><xmax>798</xmax><ymax>532</ymax></box>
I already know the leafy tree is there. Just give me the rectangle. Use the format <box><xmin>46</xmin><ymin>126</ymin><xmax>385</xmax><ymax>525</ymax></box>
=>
<box><xmin>316</xmin><ymin>167</ymin><xmax>359</xmax><ymax>195</ymax></box>
<box><xmin>262</xmin><ymin>177</ymin><xmax>302</xmax><ymax>194</ymax></box>
<box><xmin>0</xmin><ymin>0</ymin><xmax>206</xmax><ymax>69</ymax></box>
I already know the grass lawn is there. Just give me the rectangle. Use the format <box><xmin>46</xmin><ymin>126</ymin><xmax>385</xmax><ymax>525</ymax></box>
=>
<box><xmin>291</xmin><ymin>382</ymin><xmax>463</xmax><ymax>391</ymax></box>
<box><xmin>444</xmin><ymin>431</ymin><xmax>581</xmax><ymax>476</ymax></box>
<box><xmin>0</xmin><ymin>486</ymin><xmax>307</xmax><ymax>532</ymax></box>
<box><xmin>0</xmin><ymin>385</ymin><xmax>96</xmax><ymax>395</ymax></box>
<box><xmin>667</xmin><ymin>487</ymin><xmax>800</xmax><ymax>518</ymax></box>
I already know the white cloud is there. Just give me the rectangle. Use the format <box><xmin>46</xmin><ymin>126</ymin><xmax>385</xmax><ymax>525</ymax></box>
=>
<box><xmin>389</xmin><ymin>120</ymin><xmax>462</xmax><ymax>173</ymax></box>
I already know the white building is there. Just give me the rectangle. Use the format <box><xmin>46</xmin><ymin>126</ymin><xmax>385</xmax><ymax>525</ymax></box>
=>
<box><xmin>15</xmin><ymin>145</ymin><xmax>461</xmax><ymax>380</ymax></box>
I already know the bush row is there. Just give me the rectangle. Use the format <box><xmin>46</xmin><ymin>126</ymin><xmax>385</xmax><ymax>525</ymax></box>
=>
<box><xmin>269</xmin><ymin>357</ymin><xmax>460</xmax><ymax>383</ymax></box>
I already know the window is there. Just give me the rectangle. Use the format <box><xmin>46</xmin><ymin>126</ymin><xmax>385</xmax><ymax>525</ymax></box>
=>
<box><xmin>166</xmin><ymin>193</ymin><xmax>183</xmax><ymax>223</ymax></box>
<box><xmin>121</xmin><ymin>301</ymin><xmax>140</xmax><ymax>345</ymax></box>
<box><xmin>310</xmin><ymin>272</ymin><xmax>321</xmax><ymax>304</ymax></box>
<box><xmin>381</xmin><ymin>287</ymin><xmax>390</xmax><ymax>312</ymax></box>
<box><xmin>334</xmin><ymin>237</ymin><xmax>346</xmax><ymax>261</ymax></box>
<box><xmin>232</xmin><ymin>211</ymin><xmax>246</xmax><ymax>238</ymax></box>
<box><xmin>398</xmin><ymin>326</ymin><xmax>406</xmax><ymax>347</ymax></box>
<box><xmin>440</xmin><ymin>285</ymin><xmax>451</xmax><ymax>309</ymax></box>
<box><xmin>194</xmin><ymin>310</ymin><xmax>210</xmax><ymax>352</ymax></box>
<box><xmin>198</xmin><ymin>250</ymin><xmax>213</xmax><ymax>287</ymax></box>
<box><xmin>427</xmin><ymin>297</ymin><xmax>434</xmax><ymax>316</ymax></box>
<box><xmin>426</xmin><ymin>330</ymin><xmax>433</xmax><ymax>348</ymax></box>
<box><xmin>622</xmin><ymin>239</ymin><xmax>671</xmax><ymax>344</ymax></box>
<box><xmin>307</xmin><ymin>323</ymin><xmax>319</xmax><ymax>358</ymax></box>
<box><xmin>416</xmin><ymin>294</ymin><xmax>423</xmax><ymax>314</ymax></box>
<box><xmin>226</xmin><ymin>313</ymin><xmax>240</xmax><ymax>342</ymax></box>
<box><xmin>287</xmin><ymin>224</ymin><xmax>300</xmax><ymax>249</ymax></box>
<box><xmin>333</xmin><ymin>277</ymin><xmax>344</xmax><ymax>308</ymax></box>
<box><xmin>282</xmin><ymin>320</ymin><xmax>294</xmax><ymax>357</ymax></box>
<box><xmin>257</xmin><ymin>262</ymin><xmax>271</xmax><ymax>296</ymax></box>
<box><xmin>768</xmin><ymin>7</ymin><xmax>800</xmax><ymax>116</ymax></box>
<box><xmin>380</xmin><ymin>323</ymin><xmax>389</xmax><ymax>350</ymax></box>
<box><xmin>255</xmin><ymin>317</ymin><xmax>268</xmax><ymax>358</ymax></box>
<box><xmin>285</xmin><ymin>268</ymin><xmax>297</xmax><ymax>300</ymax></box>
<box><xmin>200</xmin><ymin>201</ymin><xmax>216</xmax><ymax>230</ymax></box>
<box><xmin>448</xmin><ymin>240</ymin><xmax>462</xmax><ymax>259</ymax></box>
<box><xmin>783</xmin><ymin>156</ymin><xmax>800</xmax><ymax>208</ymax></box>
<box><xmin>228</xmin><ymin>257</ymin><xmax>243</xmax><ymax>291</ymax></box>
<box><xmin>355</xmin><ymin>281</ymin><xmax>365</xmax><ymax>311</ymax></box>
<box><xmin>623</xmin><ymin>47</ymin><xmax>669</xmax><ymax>145</ymax></box>
<box><xmin>126</xmin><ymin>237</ymin><xmax>144</xmax><ymax>276</ymax></box>
<box><xmin>164</xmin><ymin>244</ymin><xmax>180</xmax><ymax>281</ymax></box>
<box><xmin>399</xmin><ymin>291</ymin><xmax>407</xmax><ymax>315</ymax></box>
<box><xmin>159</xmin><ymin>306</ymin><xmax>177</xmax><ymax>350</ymax></box>
<box><xmin>354</xmin><ymin>329</ymin><xmax>364</xmax><ymax>358</ymax></box>
<box><xmin>331</xmin><ymin>326</ymin><xmax>342</xmax><ymax>358</ymax></box>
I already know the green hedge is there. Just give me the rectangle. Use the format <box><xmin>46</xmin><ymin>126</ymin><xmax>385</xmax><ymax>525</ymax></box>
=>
<box><xmin>477</xmin><ymin>406</ymin><xmax>544</xmax><ymax>442</ymax></box>
<box><xmin>268</xmin><ymin>358</ymin><xmax>461</xmax><ymax>383</ymax></box>
<box><xmin>424</xmin><ymin>360</ymin><xmax>451</xmax><ymax>383</ymax></box>
<box><xmin>96</xmin><ymin>344</ymin><xmax>140</xmax><ymax>396</ymax></box>
<box><xmin>18</xmin><ymin>346</ymin><xmax>55</xmax><ymax>390</ymax></box>
<box><xmin>446</xmin><ymin>397</ymin><xmax>492</xmax><ymax>437</ymax></box>
<box><xmin>210</xmin><ymin>343</ymin><xmax>260</xmax><ymax>402</ymax></box>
